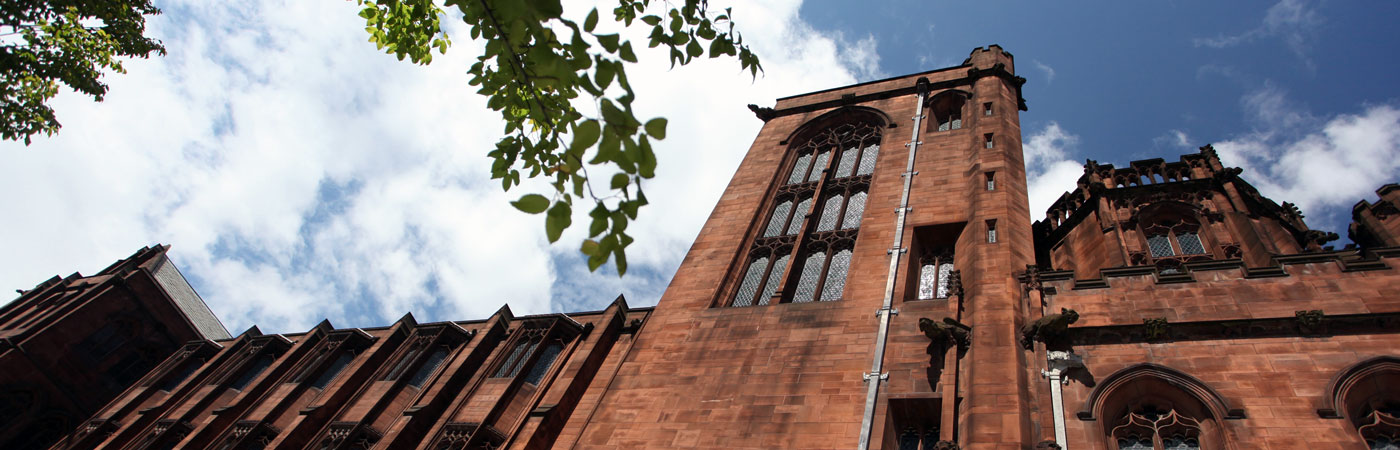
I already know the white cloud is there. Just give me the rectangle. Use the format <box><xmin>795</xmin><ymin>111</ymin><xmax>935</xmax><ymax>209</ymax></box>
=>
<box><xmin>1193</xmin><ymin>0</ymin><xmax>1321</xmax><ymax>68</ymax></box>
<box><xmin>0</xmin><ymin>0</ymin><xmax>876</xmax><ymax>333</ymax></box>
<box><xmin>1031</xmin><ymin>60</ymin><xmax>1055</xmax><ymax>84</ymax></box>
<box><xmin>1023</xmin><ymin>122</ymin><xmax>1085</xmax><ymax>222</ymax></box>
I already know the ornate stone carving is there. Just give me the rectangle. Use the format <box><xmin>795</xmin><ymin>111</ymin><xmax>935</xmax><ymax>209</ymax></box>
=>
<box><xmin>1295</xmin><ymin>310</ymin><xmax>1325</xmax><ymax>334</ymax></box>
<box><xmin>1020</xmin><ymin>308</ymin><xmax>1079</xmax><ymax>351</ymax></box>
<box><xmin>919</xmin><ymin>317</ymin><xmax>972</xmax><ymax>356</ymax></box>
<box><xmin>1143</xmin><ymin>317</ymin><xmax>1169</xmax><ymax>340</ymax></box>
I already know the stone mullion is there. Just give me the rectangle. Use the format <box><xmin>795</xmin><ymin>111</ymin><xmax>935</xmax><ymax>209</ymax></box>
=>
<box><xmin>773</xmin><ymin>143</ymin><xmax>840</xmax><ymax>304</ymax></box>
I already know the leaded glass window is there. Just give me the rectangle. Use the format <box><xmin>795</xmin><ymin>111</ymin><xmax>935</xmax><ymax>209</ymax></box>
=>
<box><xmin>729</xmin><ymin>119</ymin><xmax>879</xmax><ymax>307</ymax></box>
<box><xmin>787</xmin><ymin>197</ymin><xmax>813</xmax><ymax>235</ymax></box>
<box><xmin>310</xmin><ymin>352</ymin><xmax>354</xmax><ymax>389</ymax></box>
<box><xmin>406</xmin><ymin>347</ymin><xmax>448</xmax><ymax>388</ymax></box>
<box><xmin>916</xmin><ymin>248</ymin><xmax>955</xmax><ymax>300</ymax></box>
<box><xmin>842</xmin><ymin>192</ymin><xmax>867</xmax><ymax>229</ymax></box>
<box><xmin>1147</xmin><ymin>235</ymin><xmax>1175</xmax><ymax>258</ymax></box>
<box><xmin>835</xmin><ymin>147</ymin><xmax>858</xmax><ymax>178</ymax></box>
<box><xmin>1110</xmin><ymin>407</ymin><xmax>1204</xmax><ymax>450</ymax></box>
<box><xmin>1362</xmin><ymin>405</ymin><xmax>1400</xmax><ymax>450</ymax></box>
<box><xmin>732</xmin><ymin>257</ymin><xmax>770</xmax><ymax>307</ymax></box>
<box><xmin>808</xmin><ymin>150</ymin><xmax>831</xmax><ymax>182</ymax></box>
<box><xmin>821</xmin><ymin>249</ymin><xmax>852</xmax><ymax>301</ymax></box>
<box><xmin>757</xmin><ymin>254</ymin><xmax>789</xmax><ymax>306</ymax></box>
<box><xmin>817</xmin><ymin>195</ymin><xmax>844</xmax><ymax>232</ymax></box>
<box><xmin>1175</xmin><ymin>231</ymin><xmax>1205</xmax><ymax>255</ymax></box>
<box><xmin>857</xmin><ymin>144</ymin><xmax>879</xmax><ymax>176</ymax></box>
<box><xmin>493</xmin><ymin>336</ymin><xmax>540</xmax><ymax>378</ymax></box>
<box><xmin>522</xmin><ymin>343</ymin><xmax>563</xmax><ymax>385</ymax></box>
<box><xmin>763</xmin><ymin>201</ymin><xmax>793</xmax><ymax>237</ymax></box>
<box><xmin>792</xmin><ymin>252</ymin><xmax>827</xmax><ymax>303</ymax></box>
<box><xmin>787</xmin><ymin>153</ymin><xmax>813</xmax><ymax>185</ymax></box>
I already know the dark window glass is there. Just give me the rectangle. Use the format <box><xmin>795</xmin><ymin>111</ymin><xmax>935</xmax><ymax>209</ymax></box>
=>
<box><xmin>522</xmin><ymin>343</ymin><xmax>564</xmax><ymax>385</ymax></box>
<box><xmin>310</xmin><ymin>352</ymin><xmax>355</xmax><ymax>389</ymax></box>
<box><xmin>494</xmin><ymin>337</ymin><xmax>540</xmax><ymax>378</ymax></box>
<box><xmin>157</xmin><ymin>360</ymin><xmax>200</xmax><ymax>392</ymax></box>
<box><xmin>228</xmin><ymin>354</ymin><xmax>273</xmax><ymax>391</ymax></box>
<box><xmin>406</xmin><ymin>348</ymin><xmax>448</xmax><ymax>388</ymax></box>
<box><xmin>1175</xmin><ymin>231</ymin><xmax>1205</xmax><ymax>255</ymax></box>
<box><xmin>1147</xmin><ymin>234</ymin><xmax>1175</xmax><ymax>257</ymax></box>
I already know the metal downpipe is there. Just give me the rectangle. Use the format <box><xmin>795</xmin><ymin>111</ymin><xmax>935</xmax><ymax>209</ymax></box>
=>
<box><xmin>858</xmin><ymin>78</ymin><xmax>929</xmax><ymax>450</ymax></box>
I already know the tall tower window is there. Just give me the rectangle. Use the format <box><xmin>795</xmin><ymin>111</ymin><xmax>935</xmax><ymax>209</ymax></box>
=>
<box><xmin>986</xmin><ymin>219</ymin><xmax>998</xmax><ymax>243</ymax></box>
<box><xmin>928</xmin><ymin>90</ymin><xmax>968</xmax><ymax>132</ymax></box>
<box><xmin>984</xmin><ymin>133</ymin><xmax>994</xmax><ymax>149</ymax></box>
<box><xmin>986</xmin><ymin>171</ymin><xmax>996</xmax><ymax>191</ymax></box>
<box><xmin>983</xmin><ymin>102</ymin><xmax>993</xmax><ymax>116</ymax></box>
<box><xmin>726</xmin><ymin>118</ymin><xmax>882</xmax><ymax>307</ymax></box>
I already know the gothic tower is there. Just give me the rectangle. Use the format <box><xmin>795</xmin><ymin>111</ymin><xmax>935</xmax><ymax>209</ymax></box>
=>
<box><xmin>572</xmin><ymin>45</ymin><xmax>1034</xmax><ymax>449</ymax></box>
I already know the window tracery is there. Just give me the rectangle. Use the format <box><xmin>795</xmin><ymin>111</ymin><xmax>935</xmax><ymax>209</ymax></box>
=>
<box><xmin>1110</xmin><ymin>406</ymin><xmax>1203</xmax><ymax>450</ymax></box>
<box><xmin>916</xmin><ymin>247</ymin><xmax>956</xmax><ymax>300</ymax></box>
<box><xmin>727</xmin><ymin>118</ymin><xmax>881</xmax><ymax>307</ymax></box>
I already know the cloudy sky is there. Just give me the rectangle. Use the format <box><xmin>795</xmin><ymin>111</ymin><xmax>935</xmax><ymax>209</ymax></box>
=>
<box><xmin>3</xmin><ymin>0</ymin><xmax>1398</xmax><ymax>334</ymax></box>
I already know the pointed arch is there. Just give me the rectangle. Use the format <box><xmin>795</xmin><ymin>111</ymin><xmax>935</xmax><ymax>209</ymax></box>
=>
<box><xmin>1077</xmin><ymin>363</ymin><xmax>1245</xmax><ymax>422</ymax></box>
<box><xmin>1317</xmin><ymin>355</ymin><xmax>1400</xmax><ymax>420</ymax></box>
<box><xmin>779</xmin><ymin>105</ymin><xmax>892</xmax><ymax>146</ymax></box>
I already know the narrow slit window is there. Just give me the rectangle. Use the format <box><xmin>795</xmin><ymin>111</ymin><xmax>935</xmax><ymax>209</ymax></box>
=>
<box><xmin>406</xmin><ymin>347</ymin><xmax>448</xmax><ymax>388</ymax></box>
<box><xmin>309</xmin><ymin>352</ymin><xmax>354</xmax><ymax>389</ymax></box>
<box><xmin>984</xmin><ymin>134</ymin><xmax>994</xmax><ymax>149</ymax></box>
<box><xmin>985</xmin><ymin>172</ymin><xmax>995</xmax><ymax>191</ymax></box>
<box><xmin>228</xmin><ymin>354</ymin><xmax>273</xmax><ymax>391</ymax></box>
<box><xmin>522</xmin><ymin>343</ymin><xmax>563</xmax><ymax>385</ymax></box>
<box><xmin>493</xmin><ymin>337</ymin><xmax>539</xmax><ymax>378</ymax></box>
<box><xmin>983</xmin><ymin>102</ymin><xmax>993</xmax><ymax>116</ymax></box>
<box><xmin>986</xmin><ymin>219</ymin><xmax>998</xmax><ymax>243</ymax></box>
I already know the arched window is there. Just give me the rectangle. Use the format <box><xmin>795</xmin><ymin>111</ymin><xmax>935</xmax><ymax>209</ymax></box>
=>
<box><xmin>725</xmin><ymin>114</ymin><xmax>882</xmax><ymax>307</ymax></box>
<box><xmin>927</xmin><ymin>91</ymin><xmax>968</xmax><ymax>132</ymax></box>
<box><xmin>1080</xmin><ymin>364</ymin><xmax>1237</xmax><ymax>450</ymax></box>
<box><xmin>1134</xmin><ymin>202</ymin><xmax>1213</xmax><ymax>272</ymax></box>
<box><xmin>1319</xmin><ymin>356</ymin><xmax>1400</xmax><ymax>449</ymax></box>
<box><xmin>916</xmin><ymin>247</ymin><xmax>956</xmax><ymax>300</ymax></box>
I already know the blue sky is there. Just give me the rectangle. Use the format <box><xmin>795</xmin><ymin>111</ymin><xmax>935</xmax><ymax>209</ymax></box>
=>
<box><xmin>2</xmin><ymin>0</ymin><xmax>1398</xmax><ymax>334</ymax></box>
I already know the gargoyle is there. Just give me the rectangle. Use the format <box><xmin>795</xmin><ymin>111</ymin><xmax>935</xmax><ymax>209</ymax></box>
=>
<box><xmin>1019</xmin><ymin>308</ymin><xmax>1079</xmax><ymax>351</ymax></box>
<box><xmin>919</xmin><ymin>317</ymin><xmax>972</xmax><ymax>357</ymax></box>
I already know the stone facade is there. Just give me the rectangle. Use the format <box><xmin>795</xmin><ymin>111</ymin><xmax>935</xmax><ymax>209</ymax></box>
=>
<box><xmin>39</xmin><ymin>45</ymin><xmax>1400</xmax><ymax>449</ymax></box>
<box><xmin>0</xmin><ymin>245</ymin><xmax>229</xmax><ymax>449</ymax></box>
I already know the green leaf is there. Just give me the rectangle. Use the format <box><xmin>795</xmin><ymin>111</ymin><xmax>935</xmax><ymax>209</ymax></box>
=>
<box><xmin>545</xmin><ymin>201</ymin><xmax>572</xmax><ymax>243</ymax></box>
<box><xmin>595</xmin><ymin>33</ymin><xmax>620</xmax><ymax>52</ymax></box>
<box><xmin>581</xmin><ymin>239</ymin><xmax>600</xmax><ymax>255</ymax></box>
<box><xmin>610</xmin><ymin>173</ymin><xmax>629</xmax><ymax>190</ymax></box>
<box><xmin>584</xmin><ymin>8</ymin><xmax>599</xmax><ymax>32</ymax></box>
<box><xmin>619</xmin><ymin>42</ymin><xmax>637</xmax><ymax>63</ymax></box>
<box><xmin>644</xmin><ymin>118</ymin><xmax>667</xmax><ymax>139</ymax></box>
<box><xmin>570</xmin><ymin>119</ymin><xmax>601</xmax><ymax>153</ymax></box>
<box><xmin>512</xmin><ymin>194</ymin><xmax>550</xmax><ymax>214</ymax></box>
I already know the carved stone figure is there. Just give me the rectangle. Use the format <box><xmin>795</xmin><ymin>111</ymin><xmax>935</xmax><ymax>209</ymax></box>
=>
<box><xmin>919</xmin><ymin>317</ymin><xmax>972</xmax><ymax>357</ymax></box>
<box><xmin>1020</xmin><ymin>308</ymin><xmax>1079</xmax><ymax>350</ymax></box>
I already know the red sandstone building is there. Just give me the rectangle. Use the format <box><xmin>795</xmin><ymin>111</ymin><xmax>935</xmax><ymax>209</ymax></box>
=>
<box><xmin>0</xmin><ymin>246</ymin><xmax>230</xmax><ymax>449</ymax></box>
<box><xmin>23</xmin><ymin>46</ymin><xmax>1400</xmax><ymax>449</ymax></box>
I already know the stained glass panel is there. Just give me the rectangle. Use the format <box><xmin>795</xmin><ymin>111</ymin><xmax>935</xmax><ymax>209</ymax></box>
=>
<box><xmin>787</xmin><ymin>197</ymin><xmax>813</xmax><ymax>235</ymax></box>
<box><xmin>936</xmin><ymin>262</ymin><xmax>955</xmax><ymax>299</ymax></box>
<box><xmin>808</xmin><ymin>151</ymin><xmax>831</xmax><ymax>182</ymax></box>
<box><xmin>1176</xmin><ymin>231</ymin><xmax>1206</xmax><ymax>255</ymax></box>
<box><xmin>821</xmin><ymin>249</ymin><xmax>852</xmax><ymax>301</ymax></box>
<box><xmin>732</xmin><ymin>257</ymin><xmax>769</xmax><ymax>307</ymax></box>
<box><xmin>788</xmin><ymin>153</ymin><xmax>812</xmax><ymax>185</ymax></box>
<box><xmin>763</xmin><ymin>201</ymin><xmax>793</xmax><ymax>237</ymax></box>
<box><xmin>792</xmin><ymin>252</ymin><xmax>826</xmax><ymax>303</ymax></box>
<box><xmin>817</xmin><ymin>195</ymin><xmax>844</xmax><ymax>232</ymax></box>
<box><xmin>757</xmin><ymin>254</ymin><xmax>789</xmax><ymax>306</ymax></box>
<box><xmin>841</xmin><ymin>192</ymin><xmax>867</xmax><ymax>229</ymax></box>
<box><xmin>857</xmin><ymin>144</ymin><xmax>879</xmax><ymax>175</ymax></box>
<box><xmin>918</xmin><ymin>263</ymin><xmax>937</xmax><ymax>300</ymax></box>
<box><xmin>834</xmin><ymin>147</ymin><xmax>857</xmax><ymax>178</ymax></box>
<box><xmin>1147</xmin><ymin>234</ymin><xmax>1175</xmax><ymax>257</ymax></box>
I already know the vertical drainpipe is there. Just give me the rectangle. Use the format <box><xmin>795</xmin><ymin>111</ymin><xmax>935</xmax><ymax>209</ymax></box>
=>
<box><xmin>858</xmin><ymin>77</ymin><xmax>929</xmax><ymax>450</ymax></box>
